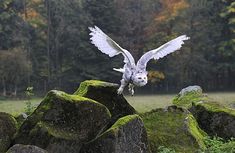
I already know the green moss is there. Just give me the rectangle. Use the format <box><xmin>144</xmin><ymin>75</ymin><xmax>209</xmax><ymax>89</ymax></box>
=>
<box><xmin>97</xmin><ymin>114</ymin><xmax>140</xmax><ymax>138</ymax></box>
<box><xmin>74</xmin><ymin>80</ymin><xmax>117</xmax><ymax>96</ymax></box>
<box><xmin>31</xmin><ymin>121</ymin><xmax>80</xmax><ymax>141</ymax></box>
<box><xmin>41</xmin><ymin>122</ymin><xmax>79</xmax><ymax>140</ymax></box>
<box><xmin>190</xmin><ymin>101</ymin><xmax>235</xmax><ymax>139</ymax></box>
<box><xmin>39</xmin><ymin>91</ymin><xmax>111</xmax><ymax>140</ymax></box>
<box><xmin>173</xmin><ymin>92</ymin><xmax>208</xmax><ymax>109</ymax></box>
<box><xmin>173</xmin><ymin>89</ymin><xmax>235</xmax><ymax>117</ymax></box>
<box><xmin>15</xmin><ymin>90</ymin><xmax>112</xmax><ymax>144</ymax></box>
<box><xmin>49</xmin><ymin>90</ymin><xmax>111</xmax><ymax>111</ymax></box>
<box><xmin>35</xmin><ymin>90</ymin><xmax>111</xmax><ymax>118</ymax></box>
<box><xmin>0</xmin><ymin>112</ymin><xmax>18</xmax><ymax>153</ymax></box>
<box><xmin>142</xmin><ymin>107</ymin><xmax>206</xmax><ymax>153</ymax></box>
<box><xmin>195</xmin><ymin>101</ymin><xmax>235</xmax><ymax>116</ymax></box>
<box><xmin>187</xmin><ymin>114</ymin><xmax>207</xmax><ymax>149</ymax></box>
<box><xmin>109</xmin><ymin>114</ymin><xmax>139</xmax><ymax>130</ymax></box>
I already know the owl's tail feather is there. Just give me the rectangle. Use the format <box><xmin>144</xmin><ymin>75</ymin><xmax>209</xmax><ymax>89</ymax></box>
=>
<box><xmin>113</xmin><ymin>68</ymin><xmax>124</xmax><ymax>73</ymax></box>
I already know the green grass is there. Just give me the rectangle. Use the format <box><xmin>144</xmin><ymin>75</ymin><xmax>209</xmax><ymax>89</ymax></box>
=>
<box><xmin>0</xmin><ymin>92</ymin><xmax>234</xmax><ymax>115</ymax></box>
<box><xmin>126</xmin><ymin>92</ymin><xmax>235</xmax><ymax>113</ymax></box>
<box><xmin>0</xmin><ymin>98</ymin><xmax>42</xmax><ymax>116</ymax></box>
<box><xmin>126</xmin><ymin>94</ymin><xmax>174</xmax><ymax>113</ymax></box>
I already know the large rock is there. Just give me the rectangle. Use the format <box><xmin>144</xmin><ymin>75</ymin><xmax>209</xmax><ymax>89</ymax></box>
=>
<box><xmin>190</xmin><ymin>101</ymin><xmax>235</xmax><ymax>139</ymax></box>
<box><xmin>0</xmin><ymin>112</ymin><xmax>17</xmax><ymax>153</ymax></box>
<box><xmin>179</xmin><ymin>85</ymin><xmax>202</xmax><ymax>97</ymax></box>
<box><xmin>173</xmin><ymin>85</ymin><xmax>206</xmax><ymax>109</ymax></box>
<box><xmin>174</xmin><ymin>86</ymin><xmax>235</xmax><ymax>139</ymax></box>
<box><xmin>74</xmin><ymin>80</ymin><xmax>136</xmax><ymax>122</ymax></box>
<box><xmin>14</xmin><ymin>90</ymin><xmax>111</xmax><ymax>152</ymax></box>
<box><xmin>80</xmin><ymin>114</ymin><xmax>150</xmax><ymax>153</ymax></box>
<box><xmin>6</xmin><ymin>144</ymin><xmax>47</xmax><ymax>153</ymax></box>
<box><xmin>142</xmin><ymin>106</ymin><xmax>206</xmax><ymax>153</ymax></box>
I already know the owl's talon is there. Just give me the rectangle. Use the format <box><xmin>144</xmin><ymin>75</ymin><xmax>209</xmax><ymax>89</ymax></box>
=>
<box><xmin>131</xmin><ymin>89</ymin><xmax>134</xmax><ymax>96</ymax></box>
<box><xmin>128</xmin><ymin>84</ymin><xmax>135</xmax><ymax>96</ymax></box>
<box><xmin>117</xmin><ymin>87</ymin><xmax>123</xmax><ymax>95</ymax></box>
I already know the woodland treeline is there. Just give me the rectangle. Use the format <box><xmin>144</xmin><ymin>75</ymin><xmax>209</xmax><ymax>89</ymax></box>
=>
<box><xmin>0</xmin><ymin>0</ymin><xmax>234</xmax><ymax>96</ymax></box>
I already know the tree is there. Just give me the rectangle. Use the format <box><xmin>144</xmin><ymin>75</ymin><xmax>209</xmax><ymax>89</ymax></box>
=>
<box><xmin>161</xmin><ymin>0</ymin><xmax>225</xmax><ymax>90</ymax></box>
<box><xmin>218</xmin><ymin>0</ymin><xmax>235</xmax><ymax>89</ymax></box>
<box><xmin>0</xmin><ymin>48</ymin><xmax>31</xmax><ymax>96</ymax></box>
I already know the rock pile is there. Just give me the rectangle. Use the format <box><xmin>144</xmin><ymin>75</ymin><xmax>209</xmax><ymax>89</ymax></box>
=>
<box><xmin>1</xmin><ymin>80</ymin><xmax>148</xmax><ymax>153</ymax></box>
<box><xmin>1</xmin><ymin>80</ymin><xmax>234</xmax><ymax>153</ymax></box>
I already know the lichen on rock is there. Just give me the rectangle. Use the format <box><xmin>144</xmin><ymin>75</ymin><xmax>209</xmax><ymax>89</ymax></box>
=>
<box><xmin>80</xmin><ymin>114</ymin><xmax>150</xmax><ymax>153</ymax></box>
<box><xmin>173</xmin><ymin>85</ymin><xmax>207</xmax><ymax>109</ymax></box>
<box><xmin>179</xmin><ymin>85</ymin><xmax>202</xmax><ymax>97</ymax></box>
<box><xmin>142</xmin><ymin>106</ymin><xmax>206</xmax><ymax>153</ymax></box>
<box><xmin>173</xmin><ymin>85</ymin><xmax>235</xmax><ymax>140</ymax></box>
<box><xmin>0</xmin><ymin>112</ymin><xmax>17</xmax><ymax>153</ymax></box>
<box><xmin>14</xmin><ymin>90</ymin><xmax>111</xmax><ymax>152</ymax></box>
<box><xmin>190</xmin><ymin>101</ymin><xmax>235</xmax><ymax>139</ymax></box>
<box><xmin>74</xmin><ymin>80</ymin><xmax>136</xmax><ymax>122</ymax></box>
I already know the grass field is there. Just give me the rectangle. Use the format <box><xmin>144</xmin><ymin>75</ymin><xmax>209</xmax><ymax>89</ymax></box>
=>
<box><xmin>0</xmin><ymin>98</ymin><xmax>42</xmax><ymax>116</ymax></box>
<box><xmin>0</xmin><ymin>92</ymin><xmax>234</xmax><ymax>115</ymax></box>
<box><xmin>126</xmin><ymin>92</ymin><xmax>235</xmax><ymax>113</ymax></box>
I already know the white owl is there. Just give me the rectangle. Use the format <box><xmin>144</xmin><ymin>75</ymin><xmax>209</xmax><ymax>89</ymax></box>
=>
<box><xmin>89</xmin><ymin>26</ymin><xmax>190</xmax><ymax>95</ymax></box>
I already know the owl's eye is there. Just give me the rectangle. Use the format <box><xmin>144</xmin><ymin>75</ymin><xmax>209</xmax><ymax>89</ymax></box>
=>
<box><xmin>138</xmin><ymin>77</ymin><xmax>142</xmax><ymax>79</ymax></box>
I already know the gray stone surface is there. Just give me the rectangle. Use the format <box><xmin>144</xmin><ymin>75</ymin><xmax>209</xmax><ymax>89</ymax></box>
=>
<box><xmin>74</xmin><ymin>80</ymin><xmax>136</xmax><ymax>122</ymax></box>
<box><xmin>0</xmin><ymin>112</ymin><xmax>17</xmax><ymax>153</ymax></box>
<box><xmin>179</xmin><ymin>85</ymin><xmax>202</xmax><ymax>97</ymax></box>
<box><xmin>14</xmin><ymin>90</ymin><xmax>111</xmax><ymax>153</ymax></box>
<box><xmin>190</xmin><ymin>101</ymin><xmax>235</xmax><ymax>139</ymax></box>
<box><xmin>7</xmin><ymin>144</ymin><xmax>47</xmax><ymax>153</ymax></box>
<box><xmin>80</xmin><ymin>114</ymin><xmax>150</xmax><ymax>153</ymax></box>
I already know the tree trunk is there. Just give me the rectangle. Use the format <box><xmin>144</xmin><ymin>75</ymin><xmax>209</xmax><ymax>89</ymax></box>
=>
<box><xmin>46</xmin><ymin>0</ymin><xmax>51</xmax><ymax>87</ymax></box>
<box><xmin>44</xmin><ymin>79</ymin><xmax>47</xmax><ymax>93</ymax></box>
<box><xmin>13</xmin><ymin>84</ymin><xmax>17</xmax><ymax>97</ymax></box>
<box><xmin>2</xmin><ymin>78</ymin><xmax>6</xmax><ymax>96</ymax></box>
<box><xmin>166</xmin><ymin>81</ymin><xmax>169</xmax><ymax>92</ymax></box>
<box><xmin>23</xmin><ymin>0</ymin><xmax>28</xmax><ymax>19</ymax></box>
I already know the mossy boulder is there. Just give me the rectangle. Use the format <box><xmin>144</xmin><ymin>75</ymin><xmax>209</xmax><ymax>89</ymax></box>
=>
<box><xmin>17</xmin><ymin>123</ymin><xmax>82</xmax><ymax>153</ymax></box>
<box><xmin>7</xmin><ymin>144</ymin><xmax>47</xmax><ymax>153</ymax></box>
<box><xmin>142</xmin><ymin>106</ymin><xmax>206</xmax><ymax>153</ymax></box>
<box><xmin>173</xmin><ymin>85</ymin><xmax>207</xmax><ymax>109</ymax></box>
<box><xmin>179</xmin><ymin>86</ymin><xmax>202</xmax><ymax>97</ymax></box>
<box><xmin>74</xmin><ymin>80</ymin><xmax>136</xmax><ymax>122</ymax></box>
<box><xmin>0</xmin><ymin>112</ymin><xmax>17</xmax><ymax>153</ymax></box>
<box><xmin>174</xmin><ymin>86</ymin><xmax>235</xmax><ymax>139</ymax></box>
<box><xmin>80</xmin><ymin>114</ymin><xmax>150</xmax><ymax>153</ymax></box>
<box><xmin>190</xmin><ymin>101</ymin><xmax>235</xmax><ymax>139</ymax></box>
<box><xmin>14</xmin><ymin>90</ymin><xmax>111</xmax><ymax>152</ymax></box>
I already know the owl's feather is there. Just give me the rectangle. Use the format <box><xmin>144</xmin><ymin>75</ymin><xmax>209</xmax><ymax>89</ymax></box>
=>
<box><xmin>136</xmin><ymin>35</ymin><xmax>190</xmax><ymax>70</ymax></box>
<box><xmin>89</xmin><ymin>26</ymin><xmax>135</xmax><ymax>68</ymax></box>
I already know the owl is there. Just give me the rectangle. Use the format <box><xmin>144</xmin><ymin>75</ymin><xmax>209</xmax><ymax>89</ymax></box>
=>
<box><xmin>89</xmin><ymin>26</ymin><xmax>190</xmax><ymax>95</ymax></box>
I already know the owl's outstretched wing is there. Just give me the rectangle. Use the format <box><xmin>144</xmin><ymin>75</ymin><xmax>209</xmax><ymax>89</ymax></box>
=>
<box><xmin>136</xmin><ymin>35</ymin><xmax>190</xmax><ymax>71</ymax></box>
<box><xmin>89</xmin><ymin>26</ymin><xmax>135</xmax><ymax>68</ymax></box>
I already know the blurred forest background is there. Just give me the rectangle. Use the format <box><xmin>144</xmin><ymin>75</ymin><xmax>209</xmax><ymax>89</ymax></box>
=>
<box><xmin>0</xmin><ymin>0</ymin><xmax>234</xmax><ymax>96</ymax></box>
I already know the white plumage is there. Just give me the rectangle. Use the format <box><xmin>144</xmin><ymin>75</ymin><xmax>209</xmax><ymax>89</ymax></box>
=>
<box><xmin>136</xmin><ymin>35</ymin><xmax>189</xmax><ymax>70</ymax></box>
<box><xmin>89</xmin><ymin>26</ymin><xmax>190</xmax><ymax>95</ymax></box>
<box><xmin>89</xmin><ymin>26</ymin><xmax>120</xmax><ymax>57</ymax></box>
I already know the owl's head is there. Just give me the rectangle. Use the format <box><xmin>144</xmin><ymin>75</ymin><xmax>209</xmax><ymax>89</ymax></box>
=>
<box><xmin>132</xmin><ymin>71</ymin><xmax>148</xmax><ymax>86</ymax></box>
